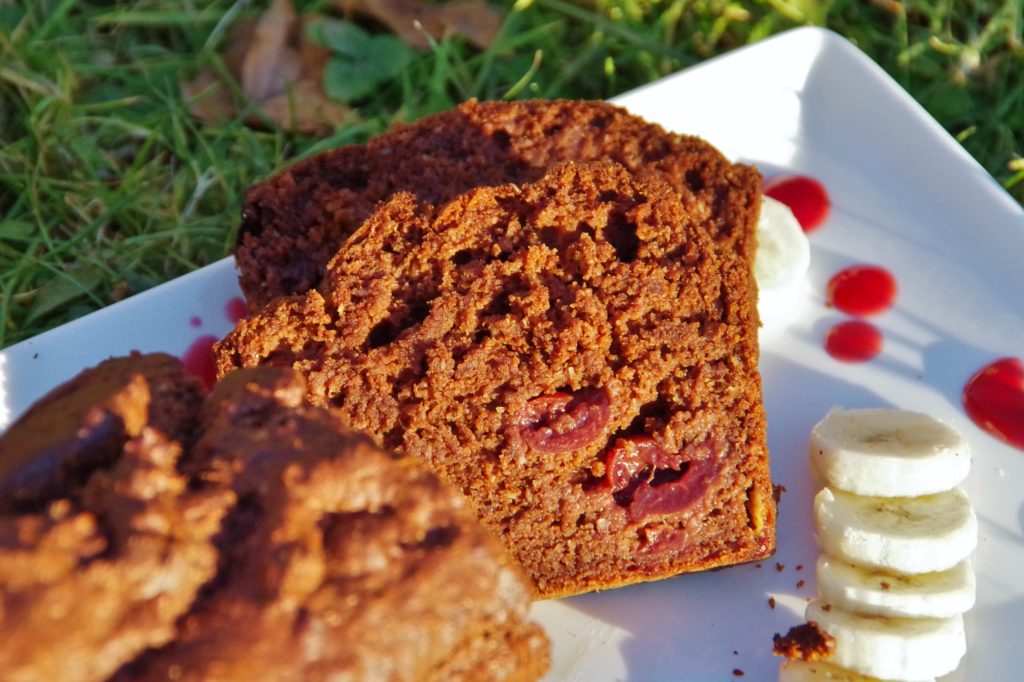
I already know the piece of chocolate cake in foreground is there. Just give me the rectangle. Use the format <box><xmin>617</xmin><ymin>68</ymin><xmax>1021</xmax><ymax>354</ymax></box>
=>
<box><xmin>234</xmin><ymin>98</ymin><xmax>762</xmax><ymax>309</ymax></box>
<box><xmin>0</xmin><ymin>356</ymin><xmax>549</xmax><ymax>682</ymax></box>
<box><xmin>121</xmin><ymin>367</ymin><xmax>549</xmax><ymax>681</ymax></box>
<box><xmin>216</xmin><ymin>160</ymin><xmax>775</xmax><ymax>599</ymax></box>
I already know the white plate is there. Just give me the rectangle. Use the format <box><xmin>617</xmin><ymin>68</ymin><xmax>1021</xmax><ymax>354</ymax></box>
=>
<box><xmin>2</xmin><ymin>26</ymin><xmax>1022</xmax><ymax>681</ymax></box>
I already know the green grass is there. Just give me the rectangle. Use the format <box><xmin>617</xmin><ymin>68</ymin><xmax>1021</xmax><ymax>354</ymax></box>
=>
<box><xmin>1</xmin><ymin>0</ymin><xmax>1021</xmax><ymax>347</ymax></box>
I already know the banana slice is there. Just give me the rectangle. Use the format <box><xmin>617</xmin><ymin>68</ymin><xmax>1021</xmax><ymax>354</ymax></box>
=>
<box><xmin>778</xmin><ymin>659</ymin><xmax>934</xmax><ymax>682</ymax></box>
<box><xmin>817</xmin><ymin>555</ymin><xmax>976</xmax><ymax>619</ymax></box>
<box><xmin>809</xmin><ymin>408</ymin><xmax>971</xmax><ymax>497</ymax></box>
<box><xmin>814</xmin><ymin>486</ymin><xmax>977</xmax><ymax>574</ymax></box>
<box><xmin>756</xmin><ymin>196</ymin><xmax>811</xmax><ymax>325</ymax></box>
<box><xmin>805</xmin><ymin>601</ymin><xmax>965</xmax><ymax>681</ymax></box>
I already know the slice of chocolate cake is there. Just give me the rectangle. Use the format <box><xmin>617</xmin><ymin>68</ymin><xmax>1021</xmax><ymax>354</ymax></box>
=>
<box><xmin>234</xmin><ymin>98</ymin><xmax>761</xmax><ymax>309</ymax></box>
<box><xmin>216</xmin><ymin>160</ymin><xmax>775</xmax><ymax>598</ymax></box>
<box><xmin>0</xmin><ymin>356</ymin><xmax>549</xmax><ymax>681</ymax></box>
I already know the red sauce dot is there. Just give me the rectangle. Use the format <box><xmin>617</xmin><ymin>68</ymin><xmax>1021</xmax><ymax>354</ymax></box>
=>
<box><xmin>826</xmin><ymin>265</ymin><xmax>897</xmax><ymax>317</ymax></box>
<box><xmin>963</xmin><ymin>357</ymin><xmax>1024</xmax><ymax>451</ymax></box>
<box><xmin>763</xmin><ymin>175</ymin><xmax>830</xmax><ymax>233</ymax></box>
<box><xmin>225</xmin><ymin>297</ymin><xmax>247</xmax><ymax>324</ymax></box>
<box><xmin>181</xmin><ymin>335</ymin><xmax>218</xmax><ymax>391</ymax></box>
<box><xmin>189</xmin><ymin>316</ymin><xmax>202</xmax><ymax>328</ymax></box>
<box><xmin>824</xmin><ymin>320</ymin><xmax>883</xmax><ymax>362</ymax></box>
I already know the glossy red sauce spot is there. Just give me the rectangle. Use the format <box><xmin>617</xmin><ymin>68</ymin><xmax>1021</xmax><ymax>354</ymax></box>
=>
<box><xmin>606</xmin><ymin>436</ymin><xmax>720</xmax><ymax>523</ymax></box>
<box><xmin>225</xmin><ymin>297</ymin><xmax>247</xmax><ymax>324</ymax></box>
<box><xmin>189</xmin><ymin>316</ymin><xmax>202</xmax><ymax>328</ymax></box>
<box><xmin>824</xmin><ymin>320</ymin><xmax>883</xmax><ymax>363</ymax></box>
<box><xmin>963</xmin><ymin>357</ymin><xmax>1024</xmax><ymax>451</ymax></box>
<box><xmin>827</xmin><ymin>265</ymin><xmax>897</xmax><ymax>316</ymax></box>
<box><xmin>516</xmin><ymin>388</ymin><xmax>610</xmax><ymax>453</ymax></box>
<box><xmin>763</xmin><ymin>175</ymin><xmax>830</xmax><ymax>233</ymax></box>
<box><xmin>182</xmin><ymin>335</ymin><xmax>218</xmax><ymax>391</ymax></box>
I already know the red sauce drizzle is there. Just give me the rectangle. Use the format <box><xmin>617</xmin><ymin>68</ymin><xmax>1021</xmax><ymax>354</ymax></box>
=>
<box><xmin>827</xmin><ymin>265</ymin><xmax>897</xmax><ymax>316</ymax></box>
<box><xmin>963</xmin><ymin>357</ymin><xmax>1024</xmax><ymax>451</ymax></box>
<box><xmin>763</xmin><ymin>175</ymin><xmax>830</xmax><ymax>233</ymax></box>
<box><xmin>824</xmin><ymin>320</ymin><xmax>883</xmax><ymax>363</ymax></box>
<box><xmin>189</xmin><ymin>315</ymin><xmax>202</xmax><ymax>328</ymax></box>
<box><xmin>181</xmin><ymin>335</ymin><xmax>218</xmax><ymax>391</ymax></box>
<box><xmin>225</xmin><ymin>297</ymin><xmax>247</xmax><ymax>324</ymax></box>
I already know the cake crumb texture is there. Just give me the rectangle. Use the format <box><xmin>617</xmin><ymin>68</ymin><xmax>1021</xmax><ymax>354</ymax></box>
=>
<box><xmin>218</xmin><ymin>157</ymin><xmax>775</xmax><ymax>598</ymax></box>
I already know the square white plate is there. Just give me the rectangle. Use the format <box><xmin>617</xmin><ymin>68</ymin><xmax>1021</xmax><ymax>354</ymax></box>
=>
<box><xmin>2</xmin><ymin>26</ymin><xmax>1022</xmax><ymax>681</ymax></box>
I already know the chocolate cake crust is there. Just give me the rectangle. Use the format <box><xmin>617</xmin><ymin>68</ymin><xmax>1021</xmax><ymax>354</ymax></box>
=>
<box><xmin>235</xmin><ymin>98</ymin><xmax>762</xmax><ymax>308</ymax></box>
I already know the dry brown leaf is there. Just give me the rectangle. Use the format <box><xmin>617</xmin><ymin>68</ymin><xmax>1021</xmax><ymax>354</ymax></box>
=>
<box><xmin>256</xmin><ymin>79</ymin><xmax>352</xmax><ymax>135</ymax></box>
<box><xmin>336</xmin><ymin>0</ymin><xmax>502</xmax><ymax>50</ymax></box>
<box><xmin>223</xmin><ymin>18</ymin><xmax>258</xmax><ymax>76</ymax></box>
<box><xmin>180</xmin><ymin>69</ymin><xmax>236</xmax><ymax>125</ymax></box>
<box><xmin>242</xmin><ymin>0</ymin><xmax>300</xmax><ymax>101</ymax></box>
<box><xmin>180</xmin><ymin>0</ymin><xmax>353</xmax><ymax>135</ymax></box>
<box><xmin>433</xmin><ymin>0</ymin><xmax>503</xmax><ymax>49</ymax></box>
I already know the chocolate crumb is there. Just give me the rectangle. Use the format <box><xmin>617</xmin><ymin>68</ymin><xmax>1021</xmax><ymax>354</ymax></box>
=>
<box><xmin>822</xmin><ymin>603</ymin><xmax>832</xmax><ymax>612</ymax></box>
<box><xmin>772</xmin><ymin>484</ymin><xmax>787</xmax><ymax>503</ymax></box>
<box><xmin>768</xmin><ymin>597</ymin><xmax>776</xmax><ymax>609</ymax></box>
<box><xmin>756</xmin><ymin>563</ymin><xmax>763</xmax><ymax>569</ymax></box>
<box><xmin>776</xmin><ymin>562</ymin><xmax>785</xmax><ymax>572</ymax></box>
<box><xmin>796</xmin><ymin>579</ymin><xmax>805</xmax><ymax>589</ymax></box>
<box><xmin>880</xmin><ymin>581</ymin><xmax>891</xmax><ymax>590</ymax></box>
<box><xmin>795</xmin><ymin>564</ymin><xmax>804</xmax><ymax>571</ymax></box>
<box><xmin>732</xmin><ymin>669</ymin><xmax>745</xmax><ymax>677</ymax></box>
<box><xmin>772</xmin><ymin>621</ymin><xmax>835</xmax><ymax>661</ymax></box>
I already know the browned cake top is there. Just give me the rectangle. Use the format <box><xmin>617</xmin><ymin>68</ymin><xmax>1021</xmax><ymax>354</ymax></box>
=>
<box><xmin>122</xmin><ymin>367</ymin><xmax>549</xmax><ymax>682</ymax></box>
<box><xmin>235</xmin><ymin>98</ymin><xmax>761</xmax><ymax>308</ymax></box>
<box><xmin>0</xmin><ymin>354</ymin><xmax>231</xmax><ymax>682</ymax></box>
<box><xmin>217</xmin><ymin>160</ymin><xmax>774</xmax><ymax>598</ymax></box>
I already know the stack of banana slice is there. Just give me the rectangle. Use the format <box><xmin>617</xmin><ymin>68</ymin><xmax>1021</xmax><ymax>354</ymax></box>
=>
<box><xmin>780</xmin><ymin>408</ymin><xmax>978</xmax><ymax>682</ymax></box>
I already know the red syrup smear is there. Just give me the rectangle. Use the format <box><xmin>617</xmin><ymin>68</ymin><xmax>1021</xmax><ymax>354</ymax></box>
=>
<box><xmin>181</xmin><ymin>335</ymin><xmax>218</xmax><ymax>391</ymax></box>
<box><xmin>824</xmin><ymin>320</ymin><xmax>883</xmax><ymax>363</ymax></box>
<box><xmin>963</xmin><ymin>357</ymin><xmax>1024</xmax><ymax>451</ymax></box>
<box><xmin>225</xmin><ymin>297</ymin><xmax>247</xmax><ymax>324</ymax></box>
<box><xmin>763</xmin><ymin>175</ymin><xmax>831</xmax><ymax>233</ymax></box>
<box><xmin>826</xmin><ymin>265</ymin><xmax>898</xmax><ymax>317</ymax></box>
<box><xmin>189</xmin><ymin>316</ymin><xmax>202</xmax><ymax>328</ymax></box>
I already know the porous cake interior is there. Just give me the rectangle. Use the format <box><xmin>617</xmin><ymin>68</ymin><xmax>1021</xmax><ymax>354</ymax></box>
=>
<box><xmin>217</xmin><ymin>160</ymin><xmax>775</xmax><ymax>598</ymax></box>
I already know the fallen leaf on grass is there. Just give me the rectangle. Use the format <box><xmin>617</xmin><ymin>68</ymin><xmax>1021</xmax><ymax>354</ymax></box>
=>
<box><xmin>259</xmin><ymin>78</ymin><xmax>353</xmax><ymax>133</ymax></box>
<box><xmin>335</xmin><ymin>0</ymin><xmax>502</xmax><ymax>50</ymax></box>
<box><xmin>242</xmin><ymin>0</ymin><xmax>301</xmax><ymax>102</ymax></box>
<box><xmin>180</xmin><ymin>69</ymin><xmax>236</xmax><ymax>125</ymax></box>
<box><xmin>180</xmin><ymin>0</ymin><xmax>352</xmax><ymax>134</ymax></box>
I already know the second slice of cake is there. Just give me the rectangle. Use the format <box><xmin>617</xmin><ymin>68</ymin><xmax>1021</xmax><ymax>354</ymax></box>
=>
<box><xmin>216</xmin><ymin>159</ymin><xmax>775</xmax><ymax>598</ymax></box>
